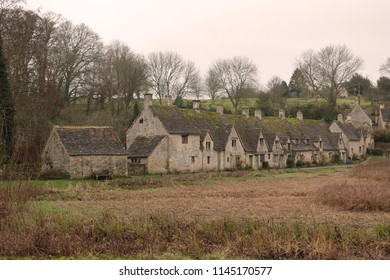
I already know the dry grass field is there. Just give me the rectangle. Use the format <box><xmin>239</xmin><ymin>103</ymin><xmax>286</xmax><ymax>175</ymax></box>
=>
<box><xmin>1</xmin><ymin>158</ymin><xmax>390</xmax><ymax>259</ymax></box>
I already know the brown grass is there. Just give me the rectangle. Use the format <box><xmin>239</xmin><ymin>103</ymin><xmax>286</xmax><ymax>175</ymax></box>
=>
<box><xmin>1</xmin><ymin>160</ymin><xmax>390</xmax><ymax>259</ymax></box>
<box><xmin>319</xmin><ymin>158</ymin><xmax>390</xmax><ymax>211</ymax></box>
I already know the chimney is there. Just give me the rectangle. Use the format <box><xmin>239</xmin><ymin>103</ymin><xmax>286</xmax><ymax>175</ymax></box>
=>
<box><xmin>380</xmin><ymin>104</ymin><xmax>385</xmax><ymax>110</ymax></box>
<box><xmin>297</xmin><ymin>111</ymin><xmax>303</xmax><ymax>121</ymax></box>
<box><xmin>346</xmin><ymin>115</ymin><xmax>352</xmax><ymax>123</ymax></box>
<box><xmin>192</xmin><ymin>100</ymin><xmax>200</xmax><ymax>113</ymax></box>
<box><xmin>279</xmin><ymin>109</ymin><xmax>285</xmax><ymax>120</ymax></box>
<box><xmin>242</xmin><ymin>108</ymin><xmax>249</xmax><ymax>118</ymax></box>
<box><xmin>255</xmin><ymin>109</ymin><xmax>263</xmax><ymax>120</ymax></box>
<box><xmin>143</xmin><ymin>93</ymin><xmax>153</xmax><ymax>107</ymax></box>
<box><xmin>165</xmin><ymin>95</ymin><xmax>172</xmax><ymax>106</ymax></box>
<box><xmin>337</xmin><ymin>113</ymin><xmax>344</xmax><ymax>123</ymax></box>
<box><xmin>216</xmin><ymin>105</ymin><xmax>224</xmax><ymax>116</ymax></box>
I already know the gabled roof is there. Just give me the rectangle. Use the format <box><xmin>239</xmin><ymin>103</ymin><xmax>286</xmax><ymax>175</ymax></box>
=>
<box><xmin>292</xmin><ymin>140</ymin><xmax>319</xmax><ymax>152</ymax></box>
<box><xmin>381</xmin><ymin>108</ymin><xmax>390</xmax><ymax>122</ymax></box>
<box><xmin>182</xmin><ymin>110</ymin><xmax>233</xmax><ymax>151</ymax></box>
<box><xmin>150</xmin><ymin>106</ymin><xmax>198</xmax><ymax>134</ymax></box>
<box><xmin>128</xmin><ymin>136</ymin><xmax>166</xmax><ymax>157</ymax></box>
<box><xmin>54</xmin><ymin>126</ymin><xmax>126</xmax><ymax>156</ymax></box>
<box><xmin>347</xmin><ymin>103</ymin><xmax>372</xmax><ymax>126</ymax></box>
<box><xmin>334</xmin><ymin>121</ymin><xmax>361</xmax><ymax>141</ymax></box>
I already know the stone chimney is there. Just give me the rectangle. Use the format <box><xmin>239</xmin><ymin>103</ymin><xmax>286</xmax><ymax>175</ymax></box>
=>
<box><xmin>296</xmin><ymin>111</ymin><xmax>303</xmax><ymax>121</ymax></box>
<box><xmin>255</xmin><ymin>109</ymin><xmax>263</xmax><ymax>120</ymax></box>
<box><xmin>192</xmin><ymin>100</ymin><xmax>200</xmax><ymax>113</ymax></box>
<box><xmin>346</xmin><ymin>115</ymin><xmax>352</xmax><ymax>123</ymax></box>
<box><xmin>143</xmin><ymin>93</ymin><xmax>153</xmax><ymax>107</ymax></box>
<box><xmin>242</xmin><ymin>108</ymin><xmax>249</xmax><ymax>118</ymax></box>
<box><xmin>380</xmin><ymin>104</ymin><xmax>385</xmax><ymax>110</ymax></box>
<box><xmin>279</xmin><ymin>109</ymin><xmax>285</xmax><ymax>120</ymax></box>
<box><xmin>165</xmin><ymin>95</ymin><xmax>172</xmax><ymax>106</ymax></box>
<box><xmin>216</xmin><ymin>105</ymin><xmax>224</xmax><ymax>116</ymax></box>
<box><xmin>337</xmin><ymin>113</ymin><xmax>344</xmax><ymax>123</ymax></box>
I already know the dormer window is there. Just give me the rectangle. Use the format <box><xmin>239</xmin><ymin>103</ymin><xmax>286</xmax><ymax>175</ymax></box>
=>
<box><xmin>206</xmin><ymin>142</ymin><xmax>211</xmax><ymax>150</ymax></box>
<box><xmin>182</xmin><ymin>135</ymin><xmax>188</xmax><ymax>144</ymax></box>
<box><xmin>232</xmin><ymin>139</ymin><xmax>237</xmax><ymax>147</ymax></box>
<box><xmin>260</xmin><ymin>138</ymin><xmax>264</xmax><ymax>146</ymax></box>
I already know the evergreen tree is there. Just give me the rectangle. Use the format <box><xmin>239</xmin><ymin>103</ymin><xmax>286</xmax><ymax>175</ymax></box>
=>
<box><xmin>0</xmin><ymin>33</ymin><xmax>15</xmax><ymax>163</ymax></box>
<box><xmin>288</xmin><ymin>68</ymin><xmax>308</xmax><ymax>98</ymax></box>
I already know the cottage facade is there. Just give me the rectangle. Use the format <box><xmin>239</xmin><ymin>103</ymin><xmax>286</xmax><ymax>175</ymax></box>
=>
<box><xmin>41</xmin><ymin>126</ymin><xmax>128</xmax><ymax>178</ymax></box>
<box><xmin>126</xmin><ymin>94</ymin><xmax>372</xmax><ymax>174</ymax></box>
<box><xmin>378</xmin><ymin>105</ymin><xmax>390</xmax><ymax>129</ymax></box>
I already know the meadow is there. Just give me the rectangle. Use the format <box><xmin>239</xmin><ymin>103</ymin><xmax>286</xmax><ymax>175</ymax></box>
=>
<box><xmin>1</xmin><ymin>158</ymin><xmax>390</xmax><ymax>259</ymax></box>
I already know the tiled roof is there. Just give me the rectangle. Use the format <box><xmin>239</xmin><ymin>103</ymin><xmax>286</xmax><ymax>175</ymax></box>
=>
<box><xmin>335</xmin><ymin>121</ymin><xmax>361</xmax><ymax>141</ymax></box>
<box><xmin>150</xmin><ymin>106</ymin><xmax>199</xmax><ymax>134</ymax></box>
<box><xmin>128</xmin><ymin>136</ymin><xmax>165</xmax><ymax>157</ymax></box>
<box><xmin>182</xmin><ymin>110</ymin><xmax>233</xmax><ymax>151</ymax></box>
<box><xmin>55</xmin><ymin>126</ymin><xmax>127</xmax><ymax>156</ymax></box>
<box><xmin>381</xmin><ymin>108</ymin><xmax>390</xmax><ymax>122</ymax></box>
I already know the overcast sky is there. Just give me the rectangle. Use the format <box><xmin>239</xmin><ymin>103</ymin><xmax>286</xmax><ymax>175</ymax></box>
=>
<box><xmin>25</xmin><ymin>0</ymin><xmax>390</xmax><ymax>86</ymax></box>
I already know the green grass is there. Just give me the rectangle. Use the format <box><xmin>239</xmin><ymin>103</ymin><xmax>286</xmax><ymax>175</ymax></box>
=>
<box><xmin>200</xmin><ymin>97</ymin><xmax>371</xmax><ymax>113</ymax></box>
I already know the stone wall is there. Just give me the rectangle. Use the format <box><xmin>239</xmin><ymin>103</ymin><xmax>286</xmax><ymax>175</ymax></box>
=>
<box><xmin>69</xmin><ymin>155</ymin><xmax>128</xmax><ymax>179</ymax></box>
<box><xmin>41</xmin><ymin>132</ymin><xmax>70</xmax><ymax>175</ymax></box>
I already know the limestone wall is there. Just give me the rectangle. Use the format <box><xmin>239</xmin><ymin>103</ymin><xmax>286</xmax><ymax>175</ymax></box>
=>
<box><xmin>69</xmin><ymin>155</ymin><xmax>128</xmax><ymax>178</ymax></box>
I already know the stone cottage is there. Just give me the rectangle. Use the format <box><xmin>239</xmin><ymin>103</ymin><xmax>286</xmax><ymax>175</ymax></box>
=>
<box><xmin>378</xmin><ymin>104</ymin><xmax>390</xmax><ymax>129</ymax></box>
<box><xmin>41</xmin><ymin>126</ymin><xmax>128</xmax><ymax>179</ymax></box>
<box><xmin>126</xmin><ymin>94</ymin><xmax>370</xmax><ymax>174</ymax></box>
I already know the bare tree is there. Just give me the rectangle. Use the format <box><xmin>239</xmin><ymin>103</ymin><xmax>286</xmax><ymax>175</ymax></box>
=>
<box><xmin>146</xmin><ymin>51</ymin><xmax>199</xmax><ymax>103</ymax></box>
<box><xmin>205</xmin><ymin>67</ymin><xmax>222</xmax><ymax>101</ymax></box>
<box><xmin>296</xmin><ymin>45</ymin><xmax>363</xmax><ymax>109</ymax></box>
<box><xmin>209</xmin><ymin>56</ymin><xmax>258</xmax><ymax>113</ymax></box>
<box><xmin>380</xmin><ymin>58</ymin><xmax>390</xmax><ymax>76</ymax></box>
<box><xmin>52</xmin><ymin>21</ymin><xmax>103</xmax><ymax>104</ymax></box>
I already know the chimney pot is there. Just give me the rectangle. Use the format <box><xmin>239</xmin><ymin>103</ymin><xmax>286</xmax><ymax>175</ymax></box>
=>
<box><xmin>242</xmin><ymin>108</ymin><xmax>249</xmax><ymax>118</ymax></box>
<box><xmin>279</xmin><ymin>109</ymin><xmax>285</xmax><ymax>120</ymax></box>
<box><xmin>255</xmin><ymin>109</ymin><xmax>263</xmax><ymax>120</ymax></box>
<box><xmin>337</xmin><ymin>114</ymin><xmax>344</xmax><ymax>123</ymax></box>
<box><xmin>143</xmin><ymin>93</ymin><xmax>153</xmax><ymax>107</ymax></box>
<box><xmin>216</xmin><ymin>105</ymin><xmax>224</xmax><ymax>116</ymax></box>
<box><xmin>297</xmin><ymin>111</ymin><xmax>303</xmax><ymax>121</ymax></box>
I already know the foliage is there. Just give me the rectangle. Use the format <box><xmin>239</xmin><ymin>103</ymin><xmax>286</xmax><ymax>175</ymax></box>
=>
<box><xmin>373</xmin><ymin>129</ymin><xmax>390</xmax><ymax>143</ymax></box>
<box><xmin>286</xmin><ymin>156</ymin><xmax>295</xmax><ymax>168</ymax></box>
<box><xmin>343</xmin><ymin>73</ymin><xmax>373</xmax><ymax>96</ymax></box>
<box><xmin>377</xmin><ymin>76</ymin><xmax>390</xmax><ymax>101</ymax></box>
<box><xmin>288</xmin><ymin>68</ymin><xmax>309</xmax><ymax>98</ymax></box>
<box><xmin>367</xmin><ymin>148</ymin><xmax>384</xmax><ymax>156</ymax></box>
<box><xmin>330</xmin><ymin>153</ymin><xmax>342</xmax><ymax>164</ymax></box>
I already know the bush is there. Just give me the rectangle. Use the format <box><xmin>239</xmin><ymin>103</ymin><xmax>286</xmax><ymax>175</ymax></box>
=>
<box><xmin>286</xmin><ymin>157</ymin><xmax>295</xmax><ymax>168</ymax></box>
<box><xmin>296</xmin><ymin>160</ymin><xmax>310</xmax><ymax>168</ymax></box>
<box><xmin>367</xmin><ymin>148</ymin><xmax>384</xmax><ymax>156</ymax></box>
<box><xmin>262</xmin><ymin>161</ymin><xmax>269</xmax><ymax>169</ymax></box>
<box><xmin>331</xmin><ymin>153</ymin><xmax>342</xmax><ymax>164</ymax></box>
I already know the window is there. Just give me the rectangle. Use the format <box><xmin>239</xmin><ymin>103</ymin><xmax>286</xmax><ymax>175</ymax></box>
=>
<box><xmin>227</xmin><ymin>157</ymin><xmax>230</xmax><ymax>162</ymax></box>
<box><xmin>207</xmin><ymin>156</ymin><xmax>211</xmax><ymax>164</ymax></box>
<box><xmin>182</xmin><ymin>135</ymin><xmax>188</xmax><ymax>144</ymax></box>
<box><xmin>260</xmin><ymin>138</ymin><xmax>264</xmax><ymax>146</ymax></box>
<box><xmin>131</xmin><ymin>158</ymin><xmax>140</xmax><ymax>164</ymax></box>
<box><xmin>206</xmin><ymin>141</ymin><xmax>211</xmax><ymax>150</ymax></box>
<box><xmin>191</xmin><ymin>156</ymin><xmax>196</xmax><ymax>163</ymax></box>
<box><xmin>139</xmin><ymin>118</ymin><xmax>144</xmax><ymax>124</ymax></box>
<box><xmin>235</xmin><ymin>156</ymin><xmax>241</xmax><ymax>164</ymax></box>
<box><xmin>232</xmin><ymin>139</ymin><xmax>237</xmax><ymax>147</ymax></box>
<box><xmin>268</xmin><ymin>154</ymin><xmax>271</xmax><ymax>160</ymax></box>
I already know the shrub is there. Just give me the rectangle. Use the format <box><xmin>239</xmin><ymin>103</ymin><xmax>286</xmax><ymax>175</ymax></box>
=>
<box><xmin>331</xmin><ymin>153</ymin><xmax>342</xmax><ymax>164</ymax></box>
<box><xmin>367</xmin><ymin>148</ymin><xmax>384</xmax><ymax>156</ymax></box>
<box><xmin>296</xmin><ymin>160</ymin><xmax>310</xmax><ymax>168</ymax></box>
<box><xmin>286</xmin><ymin>157</ymin><xmax>295</xmax><ymax>168</ymax></box>
<box><xmin>262</xmin><ymin>161</ymin><xmax>269</xmax><ymax>169</ymax></box>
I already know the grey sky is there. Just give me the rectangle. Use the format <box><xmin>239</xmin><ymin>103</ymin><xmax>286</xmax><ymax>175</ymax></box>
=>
<box><xmin>26</xmin><ymin>0</ymin><xmax>390</xmax><ymax>86</ymax></box>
